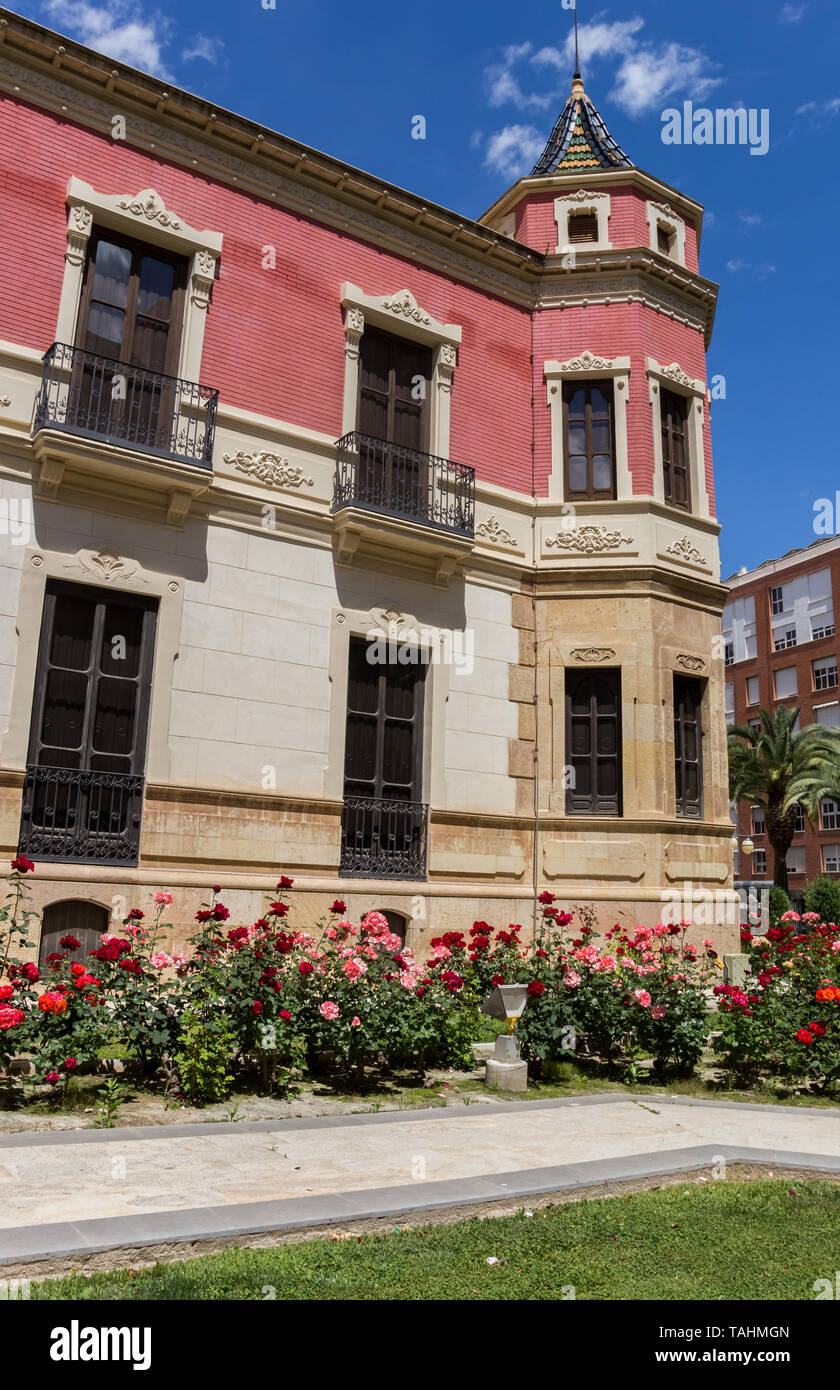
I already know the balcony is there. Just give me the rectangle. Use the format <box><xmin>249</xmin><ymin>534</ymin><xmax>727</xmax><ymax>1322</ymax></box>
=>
<box><xmin>331</xmin><ymin>432</ymin><xmax>476</xmax><ymax>584</ymax></box>
<box><xmin>31</xmin><ymin>343</ymin><xmax>218</xmax><ymax>523</ymax></box>
<box><xmin>18</xmin><ymin>765</ymin><xmax>144</xmax><ymax>867</ymax></box>
<box><xmin>339</xmin><ymin>795</ymin><xmax>428</xmax><ymax>880</ymax></box>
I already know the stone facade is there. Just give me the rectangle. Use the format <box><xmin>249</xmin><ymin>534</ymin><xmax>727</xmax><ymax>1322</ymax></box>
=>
<box><xmin>0</xmin><ymin>12</ymin><xmax>738</xmax><ymax>960</ymax></box>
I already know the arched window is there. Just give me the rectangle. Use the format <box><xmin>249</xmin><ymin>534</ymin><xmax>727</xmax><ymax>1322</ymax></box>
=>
<box><xmin>38</xmin><ymin>900</ymin><xmax>110</xmax><ymax>970</ymax></box>
<box><xmin>377</xmin><ymin>909</ymin><xmax>408</xmax><ymax>948</ymax></box>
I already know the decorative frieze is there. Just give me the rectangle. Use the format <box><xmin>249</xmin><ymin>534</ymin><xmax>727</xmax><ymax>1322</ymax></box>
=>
<box><xmin>63</xmin><ymin>548</ymin><xmax>145</xmax><ymax>585</ymax></box>
<box><xmin>659</xmin><ymin>361</ymin><xmax>696</xmax><ymax>389</ymax></box>
<box><xmin>117</xmin><ymin>189</ymin><xmax>182</xmax><ymax>229</ymax></box>
<box><xmin>676</xmin><ymin>654</ymin><xmax>706</xmax><ymax>673</ymax></box>
<box><xmin>555</xmin><ymin>349</ymin><xmax>614</xmax><ymax>373</ymax></box>
<box><xmin>570</xmin><ymin>647</ymin><xmax>617</xmax><ymax>663</ymax></box>
<box><xmin>666</xmin><ymin>536</ymin><xmax>706</xmax><ymax>566</ymax></box>
<box><xmin>223</xmin><ymin>451</ymin><xmax>315</xmax><ymax>489</ymax></box>
<box><xmin>476</xmin><ymin>516</ymin><xmax>517</xmax><ymax>547</ymax></box>
<box><xmin>545</xmin><ymin>525</ymin><xmax>633</xmax><ymax>555</ymax></box>
<box><xmin>382</xmin><ymin>290</ymin><xmax>431</xmax><ymax>326</ymax></box>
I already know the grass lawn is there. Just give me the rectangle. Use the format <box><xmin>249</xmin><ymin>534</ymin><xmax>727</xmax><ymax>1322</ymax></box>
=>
<box><xmin>32</xmin><ymin>1180</ymin><xmax>840</xmax><ymax>1301</ymax></box>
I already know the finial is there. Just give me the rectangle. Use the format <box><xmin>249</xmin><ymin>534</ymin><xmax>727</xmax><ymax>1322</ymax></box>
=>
<box><xmin>573</xmin><ymin>0</ymin><xmax>581</xmax><ymax>80</ymax></box>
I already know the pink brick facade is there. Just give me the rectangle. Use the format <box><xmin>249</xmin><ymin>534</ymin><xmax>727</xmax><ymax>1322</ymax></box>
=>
<box><xmin>1</xmin><ymin>93</ymin><xmax>713</xmax><ymax>506</ymax></box>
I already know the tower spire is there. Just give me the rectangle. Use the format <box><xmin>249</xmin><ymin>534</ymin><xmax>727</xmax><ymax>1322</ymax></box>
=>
<box><xmin>573</xmin><ymin>1</ymin><xmax>580</xmax><ymax>80</ymax></box>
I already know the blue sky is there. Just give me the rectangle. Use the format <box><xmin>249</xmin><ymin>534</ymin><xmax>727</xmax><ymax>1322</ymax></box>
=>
<box><xmin>9</xmin><ymin>0</ymin><xmax>840</xmax><ymax>577</ymax></box>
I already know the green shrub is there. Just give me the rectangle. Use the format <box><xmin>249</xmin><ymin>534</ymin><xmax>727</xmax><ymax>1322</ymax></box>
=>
<box><xmin>174</xmin><ymin>1009</ymin><xmax>235</xmax><ymax>1105</ymax></box>
<box><xmin>804</xmin><ymin>875</ymin><xmax>840</xmax><ymax>927</ymax></box>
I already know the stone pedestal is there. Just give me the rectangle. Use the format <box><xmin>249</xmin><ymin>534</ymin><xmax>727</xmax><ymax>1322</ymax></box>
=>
<box><xmin>485</xmin><ymin>1059</ymin><xmax>529</xmax><ymax>1092</ymax></box>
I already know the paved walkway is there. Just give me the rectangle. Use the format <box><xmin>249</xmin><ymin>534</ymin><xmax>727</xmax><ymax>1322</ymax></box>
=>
<box><xmin>1</xmin><ymin>1094</ymin><xmax>839</xmax><ymax>1271</ymax></box>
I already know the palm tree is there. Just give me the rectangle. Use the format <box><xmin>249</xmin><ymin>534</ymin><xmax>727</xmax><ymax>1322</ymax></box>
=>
<box><xmin>728</xmin><ymin>706</ymin><xmax>840</xmax><ymax>890</ymax></box>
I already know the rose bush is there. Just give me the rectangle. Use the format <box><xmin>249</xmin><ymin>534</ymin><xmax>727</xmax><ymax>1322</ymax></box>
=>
<box><xmin>714</xmin><ymin>910</ymin><xmax>840</xmax><ymax>1090</ymax></box>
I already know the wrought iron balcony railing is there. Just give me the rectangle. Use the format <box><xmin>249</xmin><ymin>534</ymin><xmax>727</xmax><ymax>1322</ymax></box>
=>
<box><xmin>339</xmin><ymin>795</ymin><xmax>428</xmax><ymax>880</ymax></box>
<box><xmin>34</xmin><ymin>342</ymin><xmax>218</xmax><ymax>468</ymax></box>
<box><xmin>18</xmin><ymin>765</ymin><xmax>145</xmax><ymax>867</ymax></box>
<box><xmin>332</xmin><ymin>432</ymin><xmax>475</xmax><ymax>537</ymax></box>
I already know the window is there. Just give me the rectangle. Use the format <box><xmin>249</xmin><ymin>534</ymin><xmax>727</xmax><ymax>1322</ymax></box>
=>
<box><xmin>661</xmin><ymin>388</ymin><xmax>690</xmax><ymax>510</ymax></box>
<box><xmin>770</xmin><ymin>585</ymin><xmax>785</xmax><ymax>616</ymax></box>
<box><xmin>813</xmin><ymin>658</ymin><xmax>839</xmax><ymax>691</ymax></box>
<box><xmin>811</xmin><ymin>620</ymin><xmax>835</xmax><ymax>641</ymax></box>
<box><xmin>746</xmin><ymin>676</ymin><xmax>760</xmax><ymax>705</ymax></box>
<box><xmin>821</xmin><ymin>799</ymin><xmax>840</xmax><ymax>830</ymax></box>
<box><xmin>751</xmin><ymin>805</ymin><xmax>765</xmax><ymax>835</ymax></box>
<box><xmin>823</xmin><ymin>844</ymin><xmax>840</xmax><ymax>874</ymax></box>
<box><xmin>793</xmin><ymin>803</ymin><xmax>805</xmax><ymax>834</ymax></box>
<box><xmin>786</xmin><ymin>846</ymin><xmax>807</xmax><ymax>874</ymax></box>
<box><xmin>38</xmin><ymin>900</ymin><xmax>109</xmax><ymax>971</ymax></box>
<box><xmin>752</xmin><ymin>848</ymin><xmax>767</xmax><ymax>876</ymax></box>
<box><xmin>674</xmin><ymin>676</ymin><xmax>703</xmax><ymax>819</ymax></box>
<box><xmin>78</xmin><ymin>231</ymin><xmax>187</xmax><ymax>373</ymax></box>
<box><xmin>18</xmin><ymin>580</ymin><xmax>157</xmax><ymax>866</ymax></box>
<box><xmin>562</xmin><ymin>381</ymin><xmax>616</xmax><ymax>500</ymax></box>
<box><xmin>340</xmin><ymin>635</ymin><xmax>427</xmax><ymax>879</ymax></box>
<box><xmin>774</xmin><ymin>666</ymin><xmax>797</xmax><ymax>698</ymax></box>
<box><xmin>816</xmin><ymin>703</ymin><xmax>840</xmax><ymax>728</ymax></box>
<box><xmin>566</xmin><ymin>669</ymin><xmax>622</xmax><ymax>816</ymax></box>
<box><xmin>748</xmin><ymin>717</ymin><xmax>761</xmax><ymax>731</ymax></box>
<box><xmin>356</xmin><ymin>328</ymin><xmax>433</xmax><ymax>518</ymax></box>
<box><xmin>657</xmin><ymin>223</ymin><xmax>675</xmax><ymax>256</ymax></box>
<box><xmin>725</xmin><ymin>682</ymin><xmax>734</xmax><ymax>718</ymax></box>
<box><xmin>568</xmin><ymin>211</ymin><xmax>598</xmax><ymax>244</ymax></box>
<box><xmin>774</xmin><ymin>629</ymin><xmax>797</xmax><ymax>651</ymax></box>
<box><xmin>724</xmin><ymin>642</ymin><xmax>734</xmax><ymax>667</ymax></box>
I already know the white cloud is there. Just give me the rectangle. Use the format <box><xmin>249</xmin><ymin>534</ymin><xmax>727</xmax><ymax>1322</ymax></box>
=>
<box><xmin>483</xmin><ymin>124</ymin><xmax>545</xmax><ymax>179</ymax></box>
<box><xmin>726</xmin><ymin>259</ymin><xmax>748</xmax><ymax>272</ymax></box>
<box><xmin>737</xmin><ymin>210</ymin><xmax>763</xmax><ymax>227</ymax></box>
<box><xmin>726</xmin><ymin>259</ymin><xmax>776</xmax><ymax>277</ymax></box>
<box><xmin>780</xmin><ymin>4</ymin><xmax>807</xmax><ymax>21</ymax></box>
<box><xmin>41</xmin><ymin>0</ymin><xmax>174</xmax><ymax>78</ymax></box>
<box><xmin>182</xmin><ymin>34</ymin><xmax>224</xmax><ymax>66</ymax></box>
<box><xmin>482</xmin><ymin>18</ymin><xmax>720</xmax><ymax>130</ymax></box>
<box><xmin>613</xmin><ymin>42</ymin><xmax>721</xmax><ymax>116</ymax></box>
<box><xmin>795</xmin><ymin>97</ymin><xmax>840</xmax><ymax>125</ymax></box>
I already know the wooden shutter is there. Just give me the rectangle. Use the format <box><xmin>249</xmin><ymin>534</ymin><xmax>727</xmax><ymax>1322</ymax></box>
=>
<box><xmin>661</xmin><ymin>388</ymin><xmax>690</xmax><ymax>510</ymax></box>
<box><xmin>568</xmin><ymin>212</ymin><xmax>598</xmax><ymax>243</ymax></box>
<box><xmin>674</xmin><ymin>676</ymin><xmax>704</xmax><ymax>819</ymax></box>
<box><xmin>28</xmin><ymin>581</ymin><xmax>158</xmax><ymax>778</ymax></box>
<box><xmin>38</xmin><ymin>900</ymin><xmax>110</xmax><ymax>970</ymax></box>
<box><xmin>359</xmin><ymin>329</ymin><xmax>432</xmax><ymax>450</ymax></box>
<box><xmin>566</xmin><ymin>670</ymin><xmax>622</xmax><ymax>816</ymax></box>
<box><xmin>343</xmin><ymin>635</ymin><xmax>425</xmax><ymax>802</ymax></box>
<box><xmin>563</xmin><ymin>380</ymin><xmax>616</xmax><ymax>500</ymax></box>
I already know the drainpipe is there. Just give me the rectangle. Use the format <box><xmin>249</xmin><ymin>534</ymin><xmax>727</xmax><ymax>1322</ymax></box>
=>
<box><xmin>529</xmin><ymin>284</ymin><xmax>541</xmax><ymax>944</ymax></box>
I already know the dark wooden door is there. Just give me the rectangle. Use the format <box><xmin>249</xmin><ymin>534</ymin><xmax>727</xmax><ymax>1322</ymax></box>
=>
<box><xmin>674</xmin><ymin>676</ymin><xmax>704</xmax><ymax>818</ymax></box>
<box><xmin>358</xmin><ymin>329</ymin><xmax>433</xmax><ymax>517</ymax></box>
<box><xmin>73</xmin><ymin>232</ymin><xmax>187</xmax><ymax>448</ymax></box>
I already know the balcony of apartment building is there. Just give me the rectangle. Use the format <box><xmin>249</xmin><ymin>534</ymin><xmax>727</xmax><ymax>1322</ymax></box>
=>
<box><xmin>330</xmin><ymin>320</ymin><xmax>475</xmax><ymax>586</ymax></box>
<box><xmin>31</xmin><ymin>342</ymin><xmax>218</xmax><ymax>525</ymax></box>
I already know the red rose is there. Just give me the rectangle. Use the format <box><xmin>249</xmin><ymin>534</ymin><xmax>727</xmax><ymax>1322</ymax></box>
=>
<box><xmin>64</xmin><ymin>1057</ymin><xmax>77</xmax><ymax>1070</ymax></box>
<box><xmin>491</xmin><ymin>974</ymin><xmax>505</xmax><ymax>987</ymax></box>
<box><xmin>45</xmin><ymin>1071</ymin><xmax>60</xmax><ymax>1085</ymax></box>
<box><xmin>277</xmin><ymin>876</ymin><xmax>294</xmax><ymax>889</ymax></box>
<box><xmin>797</xmin><ymin>1028</ymin><xmax>814</xmax><ymax>1045</ymax></box>
<box><xmin>212</xmin><ymin>904</ymin><xmax>230</xmax><ymax>922</ymax></box>
<box><xmin>331</xmin><ymin>900</ymin><xmax>347</xmax><ymax>914</ymax></box>
<box><xmin>21</xmin><ymin>962</ymin><xmax>38</xmax><ymax>981</ymax></box>
<box><xmin>211</xmin><ymin>885</ymin><xmax>221</xmax><ymax>894</ymax></box>
<box><xmin>299</xmin><ymin>960</ymin><xmax>314</xmax><ymax>975</ymax></box>
<box><xmin>251</xmin><ymin>1001</ymin><xmax>263</xmax><ymax>1016</ymax></box>
<box><xmin>527</xmin><ymin>980</ymin><xmax>546</xmax><ymax>996</ymax></box>
<box><xmin>127</xmin><ymin>909</ymin><xmax>144</xmax><ymax>922</ymax></box>
<box><xmin>279</xmin><ymin>1009</ymin><xmax>291</xmax><ymax>1021</ymax></box>
<box><xmin>60</xmin><ymin>935</ymin><xmax>82</xmax><ymax>950</ymax></box>
<box><xmin>11</xmin><ymin>854</ymin><xmax>34</xmax><ymax>873</ymax></box>
<box><xmin>538</xmin><ymin>891</ymin><xmax>555</xmax><ymax>905</ymax></box>
<box><xmin>70</xmin><ymin>962</ymin><xmax>86</xmax><ymax>977</ymax></box>
<box><xmin>269</xmin><ymin>901</ymin><xmax>289</xmax><ymax>917</ymax></box>
<box><xmin>0</xmin><ymin>984</ymin><xmax>14</xmax><ymax>1001</ymax></box>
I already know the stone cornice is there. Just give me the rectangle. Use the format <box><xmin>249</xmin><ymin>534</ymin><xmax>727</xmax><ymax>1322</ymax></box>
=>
<box><xmin>0</xmin><ymin>13</ymin><xmax>542</xmax><ymax>303</ymax></box>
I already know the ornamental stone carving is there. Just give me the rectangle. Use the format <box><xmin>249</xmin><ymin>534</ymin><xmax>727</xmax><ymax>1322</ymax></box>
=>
<box><xmin>381</xmin><ymin>290</ymin><xmax>431</xmax><ymax>326</ymax></box>
<box><xmin>555</xmin><ymin>350</ymin><xmax>614</xmax><ymax>372</ymax></box>
<box><xmin>0</xmin><ymin>396</ymin><xmax>10</xmax><ymax>408</ymax></box>
<box><xmin>64</xmin><ymin>548</ymin><xmax>143</xmax><ymax>585</ymax></box>
<box><xmin>117</xmin><ymin>189</ymin><xmax>182</xmax><ymax>229</ymax></box>
<box><xmin>659</xmin><ymin>361</ymin><xmax>696</xmax><ymax>389</ymax></box>
<box><xmin>676</xmin><ymin>654</ymin><xmax>705</xmax><ymax>672</ymax></box>
<box><xmin>476</xmin><ymin>516</ymin><xmax>517</xmax><ymax>547</ymax></box>
<box><xmin>570</xmin><ymin>647</ymin><xmax>617</xmax><ymax>662</ymax></box>
<box><xmin>546</xmin><ymin>525</ymin><xmax>633</xmax><ymax>555</ymax></box>
<box><xmin>223</xmin><ymin>451</ymin><xmax>315</xmax><ymax>489</ymax></box>
<box><xmin>666</xmin><ymin>536</ymin><xmax>706</xmax><ymax>566</ymax></box>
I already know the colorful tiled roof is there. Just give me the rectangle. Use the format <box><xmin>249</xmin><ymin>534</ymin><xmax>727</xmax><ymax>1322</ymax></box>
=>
<box><xmin>531</xmin><ymin>79</ymin><xmax>633</xmax><ymax>176</ymax></box>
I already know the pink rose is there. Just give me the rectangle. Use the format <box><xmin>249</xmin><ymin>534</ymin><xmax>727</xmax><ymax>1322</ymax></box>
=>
<box><xmin>155</xmin><ymin>892</ymin><xmax>173</xmax><ymax>905</ymax></box>
<box><xmin>563</xmin><ymin>969</ymin><xmax>581</xmax><ymax>988</ymax></box>
<box><xmin>651</xmin><ymin>1004</ymin><xmax>667</xmax><ymax>1019</ymax></box>
<box><xmin>319</xmin><ymin>1000</ymin><xmax>340</xmax><ymax>1021</ymax></box>
<box><xmin>351</xmin><ymin>1016</ymin><xmax>361</xmax><ymax>1027</ymax></box>
<box><xmin>634</xmin><ymin>989</ymin><xmax>652</xmax><ymax>1008</ymax></box>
